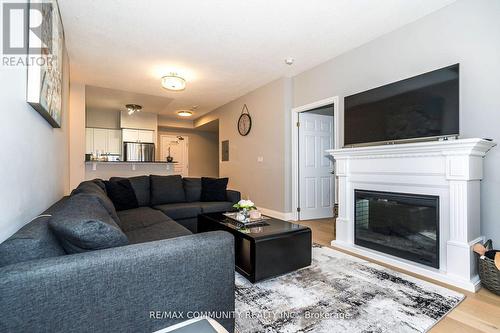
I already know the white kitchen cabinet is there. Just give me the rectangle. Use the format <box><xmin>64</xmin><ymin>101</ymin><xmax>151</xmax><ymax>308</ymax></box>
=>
<box><xmin>86</xmin><ymin>128</ymin><xmax>122</xmax><ymax>155</ymax></box>
<box><xmin>138</xmin><ymin>130</ymin><xmax>154</xmax><ymax>143</ymax></box>
<box><xmin>85</xmin><ymin>128</ymin><xmax>94</xmax><ymax>154</ymax></box>
<box><xmin>93</xmin><ymin>128</ymin><xmax>108</xmax><ymax>154</ymax></box>
<box><xmin>122</xmin><ymin>129</ymin><xmax>154</xmax><ymax>143</ymax></box>
<box><xmin>122</xmin><ymin>129</ymin><xmax>139</xmax><ymax>142</ymax></box>
<box><xmin>107</xmin><ymin>129</ymin><xmax>122</xmax><ymax>154</ymax></box>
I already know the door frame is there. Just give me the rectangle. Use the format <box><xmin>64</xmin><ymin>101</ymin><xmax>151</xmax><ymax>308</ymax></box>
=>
<box><xmin>291</xmin><ymin>96</ymin><xmax>340</xmax><ymax>221</ymax></box>
<box><xmin>159</xmin><ymin>134</ymin><xmax>190</xmax><ymax>176</ymax></box>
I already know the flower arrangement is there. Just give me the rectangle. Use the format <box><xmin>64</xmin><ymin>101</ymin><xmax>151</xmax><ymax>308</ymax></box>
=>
<box><xmin>233</xmin><ymin>200</ymin><xmax>256</xmax><ymax>222</ymax></box>
<box><xmin>233</xmin><ymin>199</ymin><xmax>256</xmax><ymax>211</ymax></box>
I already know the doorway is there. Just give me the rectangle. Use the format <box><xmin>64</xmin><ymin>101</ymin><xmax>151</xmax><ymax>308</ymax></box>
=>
<box><xmin>160</xmin><ymin>135</ymin><xmax>189</xmax><ymax>176</ymax></box>
<box><xmin>298</xmin><ymin>107</ymin><xmax>334</xmax><ymax>220</ymax></box>
<box><xmin>291</xmin><ymin>96</ymin><xmax>340</xmax><ymax>221</ymax></box>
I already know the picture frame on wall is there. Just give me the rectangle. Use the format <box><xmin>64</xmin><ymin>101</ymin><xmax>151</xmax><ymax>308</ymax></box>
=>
<box><xmin>26</xmin><ymin>0</ymin><xmax>65</xmax><ymax>128</ymax></box>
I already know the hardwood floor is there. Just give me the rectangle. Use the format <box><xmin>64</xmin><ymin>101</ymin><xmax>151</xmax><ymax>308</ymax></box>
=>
<box><xmin>297</xmin><ymin>218</ymin><xmax>500</xmax><ymax>333</ymax></box>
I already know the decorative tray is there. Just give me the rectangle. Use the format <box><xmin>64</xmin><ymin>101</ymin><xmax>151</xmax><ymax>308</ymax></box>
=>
<box><xmin>223</xmin><ymin>212</ymin><xmax>271</xmax><ymax>226</ymax></box>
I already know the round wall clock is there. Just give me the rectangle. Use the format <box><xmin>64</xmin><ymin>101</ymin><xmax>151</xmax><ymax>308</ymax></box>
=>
<box><xmin>238</xmin><ymin>104</ymin><xmax>252</xmax><ymax>136</ymax></box>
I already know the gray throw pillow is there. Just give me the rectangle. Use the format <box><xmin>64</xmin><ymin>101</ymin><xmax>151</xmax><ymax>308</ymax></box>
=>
<box><xmin>150</xmin><ymin>175</ymin><xmax>186</xmax><ymax>205</ymax></box>
<box><xmin>49</xmin><ymin>194</ymin><xmax>128</xmax><ymax>254</ymax></box>
<box><xmin>110</xmin><ymin>175</ymin><xmax>150</xmax><ymax>206</ymax></box>
<box><xmin>71</xmin><ymin>180</ymin><xmax>121</xmax><ymax>225</ymax></box>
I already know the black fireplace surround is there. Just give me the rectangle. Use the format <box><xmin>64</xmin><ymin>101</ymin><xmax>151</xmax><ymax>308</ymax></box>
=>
<box><xmin>354</xmin><ymin>190</ymin><xmax>439</xmax><ymax>268</ymax></box>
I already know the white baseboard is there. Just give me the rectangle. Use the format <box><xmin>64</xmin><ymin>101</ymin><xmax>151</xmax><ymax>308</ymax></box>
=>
<box><xmin>258</xmin><ymin>207</ymin><xmax>294</xmax><ymax>221</ymax></box>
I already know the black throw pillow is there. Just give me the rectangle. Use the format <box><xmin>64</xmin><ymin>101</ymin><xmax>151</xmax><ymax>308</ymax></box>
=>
<box><xmin>104</xmin><ymin>179</ymin><xmax>139</xmax><ymax>211</ymax></box>
<box><xmin>201</xmin><ymin>177</ymin><xmax>229</xmax><ymax>202</ymax></box>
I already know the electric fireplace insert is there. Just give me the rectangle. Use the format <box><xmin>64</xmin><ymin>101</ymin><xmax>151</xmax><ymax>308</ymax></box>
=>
<box><xmin>354</xmin><ymin>190</ymin><xmax>439</xmax><ymax>268</ymax></box>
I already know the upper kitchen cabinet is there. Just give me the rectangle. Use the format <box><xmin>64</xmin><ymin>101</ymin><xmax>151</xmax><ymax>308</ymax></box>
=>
<box><xmin>122</xmin><ymin>129</ymin><xmax>139</xmax><ymax>142</ymax></box>
<box><xmin>122</xmin><ymin>129</ymin><xmax>154</xmax><ymax>143</ymax></box>
<box><xmin>93</xmin><ymin>128</ymin><xmax>108</xmax><ymax>153</ymax></box>
<box><xmin>107</xmin><ymin>130</ymin><xmax>122</xmax><ymax>154</ymax></box>
<box><xmin>86</xmin><ymin>128</ymin><xmax>122</xmax><ymax>155</ymax></box>
<box><xmin>138</xmin><ymin>130</ymin><xmax>154</xmax><ymax>143</ymax></box>
<box><xmin>85</xmin><ymin>128</ymin><xmax>94</xmax><ymax>154</ymax></box>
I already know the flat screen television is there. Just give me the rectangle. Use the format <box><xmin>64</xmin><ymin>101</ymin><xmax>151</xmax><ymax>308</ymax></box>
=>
<box><xmin>344</xmin><ymin>64</ymin><xmax>459</xmax><ymax>147</ymax></box>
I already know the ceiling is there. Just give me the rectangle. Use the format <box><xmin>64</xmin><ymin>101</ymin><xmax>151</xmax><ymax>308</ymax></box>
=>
<box><xmin>196</xmin><ymin>120</ymin><xmax>219</xmax><ymax>133</ymax></box>
<box><xmin>86</xmin><ymin>85</ymin><xmax>173</xmax><ymax>114</ymax></box>
<box><xmin>59</xmin><ymin>0</ymin><xmax>456</xmax><ymax>119</ymax></box>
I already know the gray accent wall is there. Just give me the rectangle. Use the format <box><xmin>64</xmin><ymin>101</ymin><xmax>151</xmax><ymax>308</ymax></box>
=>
<box><xmin>195</xmin><ymin>78</ymin><xmax>292</xmax><ymax>213</ymax></box>
<box><xmin>292</xmin><ymin>0</ymin><xmax>500</xmax><ymax>244</ymax></box>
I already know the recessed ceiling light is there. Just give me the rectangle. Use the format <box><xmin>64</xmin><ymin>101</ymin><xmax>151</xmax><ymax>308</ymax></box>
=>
<box><xmin>177</xmin><ymin>110</ymin><xmax>193</xmax><ymax>117</ymax></box>
<box><xmin>161</xmin><ymin>73</ymin><xmax>186</xmax><ymax>91</ymax></box>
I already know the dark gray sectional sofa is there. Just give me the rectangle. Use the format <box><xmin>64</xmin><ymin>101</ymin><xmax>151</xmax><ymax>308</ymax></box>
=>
<box><xmin>0</xmin><ymin>175</ymin><xmax>240</xmax><ymax>333</ymax></box>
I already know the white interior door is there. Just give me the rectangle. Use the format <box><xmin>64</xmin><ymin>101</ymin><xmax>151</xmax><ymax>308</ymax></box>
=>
<box><xmin>299</xmin><ymin>113</ymin><xmax>334</xmax><ymax>220</ymax></box>
<box><xmin>160</xmin><ymin>135</ymin><xmax>189</xmax><ymax>176</ymax></box>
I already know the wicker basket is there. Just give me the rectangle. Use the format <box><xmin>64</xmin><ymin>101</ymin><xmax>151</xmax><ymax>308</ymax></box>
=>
<box><xmin>477</xmin><ymin>239</ymin><xmax>500</xmax><ymax>295</ymax></box>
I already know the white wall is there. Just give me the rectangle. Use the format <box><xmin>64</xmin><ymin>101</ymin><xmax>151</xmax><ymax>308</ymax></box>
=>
<box><xmin>0</xmin><ymin>52</ymin><xmax>70</xmax><ymax>242</ymax></box>
<box><xmin>158</xmin><ymin>116</ymin><xmax>194</xmax><ymax>129</ymax></box>
<box><xmin>120</xmin><ymin>111</ymin><xmax>158</xmax><ymax>131</ymax></box>
<box><xmin>292</xmin><ymin>0</ymin><xmax>500</xmax><ymax>243</ymax></box>
<box><xmin>69</xmin><ymin>83</ymin><xmax>86</xmax><ymax>191</ymax></box>
<box><xmin>86</xmin><ymin>109</ymin><xmax>120</xmax><ymax>129</ymax></box>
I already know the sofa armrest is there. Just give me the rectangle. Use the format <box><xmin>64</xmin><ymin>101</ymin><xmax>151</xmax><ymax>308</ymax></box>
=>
<box><xmin>0</xmin><ymin>231</ymin><xmax>235</xmax><ymax>333</ymax></box>
<box><xmin>226</xmin><ymin>190</ymin><xmax>241</xmax><ymax>206</ymax></box>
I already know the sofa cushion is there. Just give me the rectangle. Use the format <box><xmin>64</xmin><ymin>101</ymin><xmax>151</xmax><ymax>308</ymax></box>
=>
<box><xmin>0</xmin><ymin>215</ymin><xmax>65</xmax><ymax>267</ymax></box>
<box><xmin>125</xmin><ymin>219</ymin><xmax>192</xmax><ymax>244</ymax></box>
<box><xmin>153</xmin><ymin>202</ymin><xmax>202</xmax><ymax>220</ymax></box>
<box><xmin>49</xmin><ymin>194</ymin><xmax>128</xmax><ymax>254</ymax></box>
<box><xmin>226</xmin><ymin>190</ymin><xmax>241</xmax><ymax>205</ymax></box>
<box><xmin>201</xmin><ymin>177</ymin><xmax>228</xmax><ymax>202</ymax></box>
<box><xmin>110</xmin><ymin>175</ymin><xmax>150</xmax><ymax>207</ymax></box>
<box><xmin>150</xmin><ymin>175</ymin><xmax>186</xmax><ymax>205</ymax></box>
<box><xmin>199</xmin><ymin>201</ymin><xmax>235</xmax><ymax>214</ymax></box>
<box><xmin>117</xmin><ymin>207</ymin><xmax>171</xmax><ymax>232</ymax></box>
<box><xmin>71</xmin><ymin>180</ymin><xmax>121</xmax><ymax>225</ymax></box>
<box><xmin>104</xmin><ymin>179</ymin><xmax>139</xmax><ymax>211</ymax></box>
<box><xmin>183</xmin><ymin>177</ymin><xmax>202</xmax><ymax>202</ymax></box>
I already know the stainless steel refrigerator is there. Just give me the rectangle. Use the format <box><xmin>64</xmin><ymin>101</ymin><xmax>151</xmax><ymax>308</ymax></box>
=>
<box><xmin>123</xmin><ymin>142</ymin><xmax>155</xmax><ymax>162</ymax></box>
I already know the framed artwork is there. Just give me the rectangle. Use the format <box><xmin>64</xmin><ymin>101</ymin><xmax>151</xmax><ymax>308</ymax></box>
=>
<box><xmin>222</xmin><ymin>140</ymin><xmax>229</xmax><ymax>161</ymax></box>
<box><xmin>26</xmin><ymin>0</ymin><xmax>64</xmax><ymax>128</ymax></box>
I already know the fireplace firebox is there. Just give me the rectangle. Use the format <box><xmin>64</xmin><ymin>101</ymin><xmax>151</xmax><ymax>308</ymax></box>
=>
<box><xmin>354</xmin><ymin>190</ymin><xmax>439</xmax><ymax>268</ymax></box>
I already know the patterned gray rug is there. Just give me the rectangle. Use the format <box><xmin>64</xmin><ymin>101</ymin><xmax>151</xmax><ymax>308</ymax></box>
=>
<box><xmin>235</xmin><ymin>245</ymin><xmax>464</xmax><ymax>333</ymax></box>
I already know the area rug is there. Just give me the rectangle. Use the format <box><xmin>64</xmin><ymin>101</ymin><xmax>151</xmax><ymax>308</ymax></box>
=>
<box><xmin>235</xmin><ymin>245</ymin><xmax>464</xmax><ymax>333</ymax></box>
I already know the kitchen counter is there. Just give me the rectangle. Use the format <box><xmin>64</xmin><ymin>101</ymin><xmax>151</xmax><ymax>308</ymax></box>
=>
<box><xmin>85</xmin><ymin>160</ymin><xmax>180</xmax><ymax>179</ymax></box>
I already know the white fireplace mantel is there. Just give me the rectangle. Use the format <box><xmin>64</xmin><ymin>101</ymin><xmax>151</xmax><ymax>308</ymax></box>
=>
<box><xmin>327</xmin><ymin>138</ymin><xmax>496</xmax><ymax>292</ymax></box>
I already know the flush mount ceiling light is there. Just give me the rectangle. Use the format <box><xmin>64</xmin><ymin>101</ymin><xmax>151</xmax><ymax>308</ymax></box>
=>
<box><xmin>161</xmin><ymin>73</ymin><xmax>186</xmax><ymax>91</ymax></box>
<box><xmin>126</xmin><ymin>104</ymin><xmax>142</xmax><ymax>115</ymax></box>
<box><xmin>177</xmin><ymin>110</ymin><xmax>193</xmax><ymax>117</ymax></box>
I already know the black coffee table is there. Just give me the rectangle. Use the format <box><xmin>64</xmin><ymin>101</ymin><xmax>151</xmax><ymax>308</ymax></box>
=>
<box><xmin>198</xmin><ymin>212</ymin><xmax>312</xmax><ymax>283</ymax></box>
